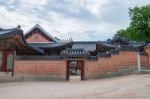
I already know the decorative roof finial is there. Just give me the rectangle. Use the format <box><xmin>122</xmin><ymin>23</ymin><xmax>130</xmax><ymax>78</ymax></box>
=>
<box><xmin>17</xmin><ymin>25</ymin><xmax>21</xmax><ymax>29</ymax></box>
<box><xmin>35</xmin><ymin>24</ymin><xmax>40</xmax><ymax>27</ymax></box>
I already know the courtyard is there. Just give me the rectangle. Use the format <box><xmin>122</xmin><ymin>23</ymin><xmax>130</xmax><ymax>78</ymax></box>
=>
<box><xmin>0</xmin><ymin>74</ymin><xmax>150</xmax><ymax>99</ymax></box>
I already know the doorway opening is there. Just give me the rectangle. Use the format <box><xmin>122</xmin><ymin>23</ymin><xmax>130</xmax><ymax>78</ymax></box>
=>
<box><xmin>66</xmin><ymin>60</ymin><xmax>84</xmax><ymax>81</ymax></box>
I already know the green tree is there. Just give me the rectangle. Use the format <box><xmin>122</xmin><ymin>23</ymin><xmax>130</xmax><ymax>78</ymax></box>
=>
<box><xmin>114</xmin><ymin>5</ymin><xmax>150</xmax><ymax>42</ymax></box>
<box><xmin>114</xmin><ymin>29</ymin><xmax>128</xmax><ymax>38</ymax></box>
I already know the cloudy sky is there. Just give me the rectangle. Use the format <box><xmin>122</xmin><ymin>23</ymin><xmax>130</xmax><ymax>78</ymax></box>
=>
<box><xmin>0</xmin><ymin>0</ymin><xmax>149</xmax><ymax>41</ymax></box>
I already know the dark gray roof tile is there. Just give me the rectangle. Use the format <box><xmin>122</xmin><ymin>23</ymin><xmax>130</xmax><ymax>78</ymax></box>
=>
<box><xmin>29</xmin><ymin>41</ymin><xmax>72</xmax><ymax>49</ymax></box>
<box><xmin>97</xmin><ymin>42</ymin><xmax>117</xmax><ymax>49</ymax></box>
<box><xmin>72</xmin><ymin>41</ymin><xmax>97</xmax><ymax>52</ymax></box>
<box><xmin>61</xmin><ymin>48</ymin><xmax>90</xmax><ymax>58</ymax></box>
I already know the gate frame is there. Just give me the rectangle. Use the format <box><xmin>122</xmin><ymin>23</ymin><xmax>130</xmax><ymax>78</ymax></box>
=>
<box><xmin>66</xmin><ymin>59</ymin><xmax>84</xmax><ymax>80</ymax></box>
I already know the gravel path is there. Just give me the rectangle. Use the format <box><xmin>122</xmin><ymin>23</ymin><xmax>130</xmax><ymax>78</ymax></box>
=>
<box><xmin>0</xmin><ymin>74</ymin><xmax>150</xmax><ymax>99</ymax></box>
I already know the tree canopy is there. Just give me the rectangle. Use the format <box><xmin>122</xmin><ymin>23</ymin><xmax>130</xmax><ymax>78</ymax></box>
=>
<box><xmin>114</xmin><ymin>5</ymin><xmax>150</xmax><ymax>42</ymax></box>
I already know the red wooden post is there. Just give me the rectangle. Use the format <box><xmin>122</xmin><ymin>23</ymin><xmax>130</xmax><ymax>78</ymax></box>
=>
<box><xmin>2</xmin><ymin>49</ymin><xmax>7</xmax><ymax>71</ymax></box>
<box><xmin>12</xmin><ymin>49</ymin><xmax>15</xmax><ymax>76</ymax></box>
<box><xmin>66</xmin><ymin>61</ymin><xmax>69</xmax><ymax>80</ymax></box>
<box><xmin>0</xmin><ymin>50</ymin><xmax>2</xmax><ymax>71</ymax></box>
<box><xmin>81</xmin><ymin>60</ymin><xmax>84</xmax><ymax>80</ymax></box>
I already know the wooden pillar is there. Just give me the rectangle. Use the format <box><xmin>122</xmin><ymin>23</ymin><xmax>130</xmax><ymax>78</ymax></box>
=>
<box><xmin>12</xmin><ymin>50</ymin><xmax>15</xmax><ymax>76</ymax></box>
<box><xmin>81</xmin><ymin>60</ymin><xmax>84</xmax><ymax>80</ymax></box>
<box><xmin>66</xmin><ymin>61</ymin><xmax>69</xmax><ymax>80</ymax></box>
<box><xmin>2</xmin><ymin>49</ymin><xmax>7</xmax><ymax>71</ymax></box>
<box><xmin>137</xmin><ymin>52</ymin><xmax>141</xmax><ymax>71</ymax></box>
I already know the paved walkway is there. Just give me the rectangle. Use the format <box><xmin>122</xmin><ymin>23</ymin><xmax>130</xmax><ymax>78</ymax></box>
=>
<box><xmin>0</xmin><ymin>74</ymin><xmax>150</xmax><ymax>99</ymax></box>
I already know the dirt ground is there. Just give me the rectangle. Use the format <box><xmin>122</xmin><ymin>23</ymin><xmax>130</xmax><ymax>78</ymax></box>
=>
<box><xmin>0</xmin><ymin>74</ymin><xmax>150</xmax><ymax>99</ymax></box>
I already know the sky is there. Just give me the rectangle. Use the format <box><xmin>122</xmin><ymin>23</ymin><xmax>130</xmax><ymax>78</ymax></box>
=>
<box><xmin>0</xmin><ymin>0</ymin><xmax>149</xmax><ymax>41</ymax></box>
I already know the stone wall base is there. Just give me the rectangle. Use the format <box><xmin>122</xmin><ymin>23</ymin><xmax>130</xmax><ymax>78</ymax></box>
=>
<box><xmin>84</xmin><ymin>66</ymin><xmax>138</xmax><ymax>80</ymax></box>
<box><xmin>0</xmin><ymin>73</ymin><xmax>66</xmax><ymax>82</ymax></box>
<box><xmin>19</xmin><ymin>74</ymin><xmax>66</xmax><ymax>81</ymax></box>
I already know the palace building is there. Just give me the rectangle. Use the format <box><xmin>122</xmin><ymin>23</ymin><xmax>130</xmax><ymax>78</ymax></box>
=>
<box><xmin>0</xmin><ymin>24</ymin><xmax>150</xmax><ymax>80</ymax></box>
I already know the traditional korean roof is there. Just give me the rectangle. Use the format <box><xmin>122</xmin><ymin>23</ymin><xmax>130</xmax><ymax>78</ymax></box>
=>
<box><xmin>107</xmin><ymin>37</ymin><xmax>129</xmax><ymax>45</ymax></box>
<box><xmin>119</xmin><ymin>45</ymin><xmax>139</xmax><ymax>51</ymax></box>
<box><xmin>72</xmin><ymin>41</ymin><xmax>97</xmax><ymax>52</ymax></box>
<box><xmin>105</xmin><ymin>37</ymin><xmax>147</xmax><ymax>51</ymax></box>
<box><xmin>97</xmin><ymin>42</ymin><xmax>117</xmax><ymax>49</ymax></box>
<box><xmin>0</xmin><ymin>26</ymin><xmax>44</xmax><ymax>54</ymax></box>
<box><xmin>144</xmin><ymin>43</ymin><xmax>150</xmax><ymax>48</ymax></box>
<box><xmin>0</xmin><ymin>26</ymin><xmax>22</xmax><ymax>38</ymax></box>
<box><xmin>0</xmin><ymin>25</ymin><xmax>148</xmax><ymax>57</ymax></box>
<box><xmin>24</xmin><ymin>24</ymin><xmax>58</xmax><ymax>42</ymax></box>
<box><xmin>61</xmin><ymin>48</ymin><xmax>90</xmax><ymax>58</ymax></box>
<box><xmin>130</xmin><ymin>42</ymin><xmax>147</xmax><ymax>48</ymax></box>
<box><xmin>29</xmin><ymin>41</ymin><xmax>72</xmax><ymax>49</ymax></box>
<box><xmin>16</xmin><ymin>55</ymin><xmax>63</xmax><ymax>60</ymax></box>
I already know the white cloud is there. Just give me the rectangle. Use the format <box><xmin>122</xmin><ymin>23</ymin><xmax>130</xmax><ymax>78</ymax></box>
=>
<box><xmin>85</xmin><ymin>0</ymin><xmax>109</xmax><ymax>15</ymax></box>
<box><xmin>21</xmin><ymin>0</ymin><xmax>47</xmax><ymax>5</ymax></box>
<box><xmin>0</xmin><ymin>0</ymin><xmax>149</xmax><ymax>41</ymax></box>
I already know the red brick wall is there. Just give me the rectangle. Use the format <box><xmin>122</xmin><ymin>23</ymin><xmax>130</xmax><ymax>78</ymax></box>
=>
<box><xmin>84</xmin><ymin>60</ymin><xmax>100</xmax><ymax>78</ymax></box>
<box><xmin>13</xmin><ymin>51</ymin><xmax>150</xmax><ymax>80</ymax></box>
<box><xmin>84</xmin><ymin>51</ymin><xmax>138</xmax><ymax>79</ymax></box>
<box><xmin>26</xmin><ymin>32</ymin><xmax>49</xmax><ymax>43</ymax></box>
<box><xmin>114</xmin><ymin>51</ymin><xmax>137</xmax><ymax>69</ymax></box>
<box><xmin>140</xmin><ymin>55</ymin><xmax>149</xmax><ymax>69</ymax></box>
<box><xmin>143</xmin><ymin>47</ymin><xmax>150</xmax><ymax>69</ymax></box>
<box><xmin>14</xmin><ymin>60</ymin><xmax>66</xmax><ymax>76</ymax></box>
<box><xmin>145</xmin><ymin>48</ymin><xmax>150</xmax><ymax>56</ymax></box>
